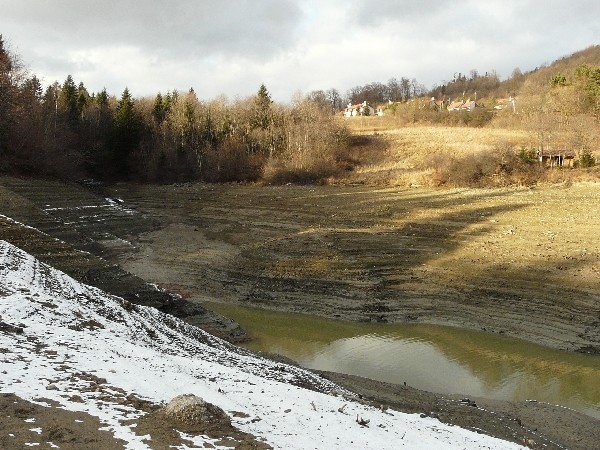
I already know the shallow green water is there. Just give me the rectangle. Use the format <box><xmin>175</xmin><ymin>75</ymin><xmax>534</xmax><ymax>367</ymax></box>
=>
<box><xmin>205</xmin><ymin>302</ymin><xmax>600</xmax><ymax>419</ymax></box>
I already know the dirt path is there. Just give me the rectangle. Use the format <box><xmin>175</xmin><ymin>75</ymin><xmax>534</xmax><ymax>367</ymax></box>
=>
<box><xmin>106</xmin><ymin>182</ymin><xmax>600</xmax><ymax>354</ymax></box>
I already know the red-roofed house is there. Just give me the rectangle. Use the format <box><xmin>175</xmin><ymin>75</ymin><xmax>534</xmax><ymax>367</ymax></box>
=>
<box><xmin>344</xmin><ymin>101</ymin><xmax>375</xmax><ymax>117</ymax></box>
<box><xmin>447</xmin><ymin>99</ymin><xmax>477</xmax><ymax>112</ymax></box>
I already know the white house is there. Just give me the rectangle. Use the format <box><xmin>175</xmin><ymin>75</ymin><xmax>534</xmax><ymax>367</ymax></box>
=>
<box><xmin>447</xmin><ymin>98</ymin><xmax>477</xmax><ymax>112</ymax></box>
<box><xmin>344</xmin><ymin>101</ymin><xmax>375</xmax><ymax>117</ymax></box>
<box><xmin>493</xmin><ymin>96</ymin><xmax>517</xmax><ymax>112</ymax></box>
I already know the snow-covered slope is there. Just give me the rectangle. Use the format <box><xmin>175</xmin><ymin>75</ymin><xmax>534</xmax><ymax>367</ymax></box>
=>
<box><xmin>0</xmin><ymin>240</ymin><xmax>524</xmax><ymax>449</ymax></box>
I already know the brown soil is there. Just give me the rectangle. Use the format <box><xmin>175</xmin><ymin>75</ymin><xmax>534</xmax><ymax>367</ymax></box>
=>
<box><xmin>104</xmin><ymin>181</ymin><xmax>600</xmax><ymax>354</ymax></box>
<box><xmin>320</xmin><ymin>371</ymin><xmax>600</xmax><ymax>450</ymax></box>
<box><xmin>0</xmin><ymin>393</ymin><xmax>126</xmax><ymax>450</ymax></box>
<box><xmin>0</xmin><ymin>177</ymin><xmax>245</xmax><ymax>342</ymax></box>
<box><xmin>1</xmin><ymin>175</ymin><xmax>599</xmax><ymax>447</ymax></box>
<box><xmin>0</xmin><ymin>392</ymin><xmax>269</xmax><ymax>450</ymax></box>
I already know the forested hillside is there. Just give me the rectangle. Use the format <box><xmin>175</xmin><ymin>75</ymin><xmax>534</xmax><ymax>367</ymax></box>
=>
<box><xmin>1</xmin><ymin>33</ymin><xmax>598</xmax><ymax>185</ymax></box>
<box><xmin>0</xmin><ymin>36</ymin><xmax>348</xmax><ymax>183</ymax></box>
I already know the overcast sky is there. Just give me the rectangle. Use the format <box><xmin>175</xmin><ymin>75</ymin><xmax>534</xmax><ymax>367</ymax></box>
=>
<box><xmin>1</xmin><ymin>0</ymin><xmax>598</xmax><ymax>102</ymax></box>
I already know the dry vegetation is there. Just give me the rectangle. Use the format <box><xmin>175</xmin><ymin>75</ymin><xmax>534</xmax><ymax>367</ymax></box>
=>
<box><xmin>2</xmin><ymin>36</ymin><xmax>598</xmax><ymax>188</ymax></box>
<box><xmin>332</xmin><ymin>46</ymin><xmax>599</xmax><ymax>189</ymax></box>
<box><xmin>333</xmin><ymin>117</ymin><xmax>599</xmax><ymax>188</ymax></box>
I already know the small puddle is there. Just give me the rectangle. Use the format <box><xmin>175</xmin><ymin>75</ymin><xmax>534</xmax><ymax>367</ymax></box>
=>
<box><xmin>205</xmin><ymin>302</ymin><xmax>600</xmax><ymax>419</ymax></box>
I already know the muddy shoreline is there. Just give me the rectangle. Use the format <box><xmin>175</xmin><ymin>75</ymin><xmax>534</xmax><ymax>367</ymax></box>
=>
<box><xmin>317</xmin><ymin>370</ymin><xmax>600</xmax><ymax>450</ymax></box>
<box><xmin>1</xmin><ymin>176</ymin><xmax>599</xmax><ymax>447</ymax></box>
<box><xmin>105</xmin><ymin>182</ymin><xmax>600</xmax><ymax>355</ymax></box>
<box><xmin>3</xmin><ymin>177</ymin><xmax>598</xmax><ymax>354</ymax></box>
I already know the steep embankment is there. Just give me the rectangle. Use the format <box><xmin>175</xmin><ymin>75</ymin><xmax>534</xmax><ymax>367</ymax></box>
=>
<box><xmin>0</xmin><ymin>240</ymin><xmax>527</xmax><ymax>449</ymax></box>
<box><xmin>0</xmin><ymin>177</ymin><xmax>244</xmax><ymax>342</ymax></box>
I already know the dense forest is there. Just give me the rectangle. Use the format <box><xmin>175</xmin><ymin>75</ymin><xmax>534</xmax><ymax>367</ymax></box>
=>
<box><xmin>1</xmin><ymin>34</ymin><xmax>599</xmax><ymax>184</ymax></box>
<box><xmin>0</xmin><ymin>36</ymin><xmax>349</xmax><ymax>183</ymax></box>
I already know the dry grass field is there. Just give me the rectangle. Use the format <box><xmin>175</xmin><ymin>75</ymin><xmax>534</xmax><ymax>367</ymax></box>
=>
<box><xmin>338</xmin><ymin>119</ymin><xmax>599</xmax><ymax>187</ymax></box>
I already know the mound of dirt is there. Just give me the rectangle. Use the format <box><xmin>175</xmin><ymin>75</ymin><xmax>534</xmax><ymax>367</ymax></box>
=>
<box><xmin>163</xmin><ymin>394</ymin><xmax>231</xmax><ymax>427</ymax></box>
<box><xmin>134</xmin><ymin>394</ymin><xmax>272</xmax><ymax>449</ymax></box>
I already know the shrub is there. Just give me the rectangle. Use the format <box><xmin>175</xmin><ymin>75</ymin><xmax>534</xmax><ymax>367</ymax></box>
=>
<box><xmin>579</xmin><ymin>149</ymin><xmax>596</xmax><ymax>167</ymax></box>
<box><xmin>261</xmin><ymin>157</ymin><xmax>341</xmax><ymax>185</ymax></box>
<box><xmin>203</xmin><ymin>140</ymin><xmax>264</xmax><ymax>182</ymax></box>
<box><xmin>429</xmin><ymin>144</ymin><xmax>546</xmax><ymax>187</ymax></box>
<box><xmin>518</xmin><ymin>146</ymin><xmax>538</xmax><ymax>165</ymax></box>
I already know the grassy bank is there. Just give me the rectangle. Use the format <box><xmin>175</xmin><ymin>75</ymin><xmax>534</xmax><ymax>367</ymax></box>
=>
<box><xmin>336</xmin><ymin>120</ymin><xmax>599</xmax><ymax>187</ymax></box>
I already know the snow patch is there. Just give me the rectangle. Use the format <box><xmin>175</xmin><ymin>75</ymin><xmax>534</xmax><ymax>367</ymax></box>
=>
<box><xmin>0</xmin><ymin>240</ymin><xmax>524</xmax><ymax>449</ymax></box>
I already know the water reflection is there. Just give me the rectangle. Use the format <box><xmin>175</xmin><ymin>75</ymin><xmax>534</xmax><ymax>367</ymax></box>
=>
<box><xmin>205</xmin><ymin>302</ymin><xmax>600</xmax><ymax>418</ymax></box>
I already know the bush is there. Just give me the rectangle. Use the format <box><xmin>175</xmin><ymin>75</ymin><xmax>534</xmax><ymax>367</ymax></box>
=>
<box><xmin>429</xmin><ymin>144</ymin><xmax>545</xmax><ymax>187</ymax></box>
<box><xmin>203</xmin><ymin>140</ymin><xmax>264</xmax><ymax>182</ymax></box>
<box><xmin>579</xmin><ymin>149</ymin><xmax>596</xmax><ymax>167</ymax></box>
<box><xmin>261</xmin><ymin>158</ymin><xmax>341</xmax><ymax>185</ymax></box>
<box><xmin>518</xmin><ymin>147</ymin><xmax>538</xmax><ymax>165</ymax></box>
<box><xmin>385</xmin><ymin>103</ymin><xmax>493</xmax><ymax>127</ymax></box>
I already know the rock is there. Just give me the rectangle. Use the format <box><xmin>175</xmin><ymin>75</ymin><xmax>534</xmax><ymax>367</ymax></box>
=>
<box><xmin>163</xmin><ymin>394</ymin><xmax>230</xmax><ymax>427</ymax></box>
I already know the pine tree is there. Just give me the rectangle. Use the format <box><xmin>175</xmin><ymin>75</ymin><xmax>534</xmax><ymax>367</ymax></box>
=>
<box><xmin>76</xmin><ymin>82</ymin><xmax>89</xmax><ymax>117</ymax></box>
<box><xmin>152</xmin><ymin>92</ymin><xmax>166</xmax><ymax>123</ymax></box>
<box><xmin>59</xmin><ymin>75</ymin><xmax>79</xmax><ymax>125</ymax></box>
<box><xmin>252</xmin><ymin>83</ymin><xmax>273</xmax><ymax>129</ymax></box>
<box><xmin>0</xmin><ymin>35</ymin><xmax>12</xmax><ymax>156</ymax></box>
<box><xmin>0</xmin><ymin>35</ymin><xmax>28</xmax><ymax>164</ymax></box>
<box><xmin>96</xmin><ymin>87</ymin><xmax>109</xmax><ymax>106</ymax></box>
<box><xmin>0</xmin><ymin>35</ymin><xmax>13</xmax><ymax>81</ymax></box>
<box><xmin>112</xmin><ymin>88</ymin><xmax>142</xmax><ymax>179</ymax></box>
<box><xmin>257</xmin><ymin>83</ymin><xmax>271</xmax><ymax>103</ymax></box>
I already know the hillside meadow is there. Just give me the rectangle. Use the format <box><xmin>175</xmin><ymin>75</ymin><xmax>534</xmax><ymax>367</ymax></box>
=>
<box><xmin>336</xmin><ymin>119</ymin><xmax>599</xmax><ymax>187</ymax></box>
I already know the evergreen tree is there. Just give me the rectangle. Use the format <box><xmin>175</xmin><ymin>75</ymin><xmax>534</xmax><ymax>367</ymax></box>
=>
<box><xmin>0</xmin><ymin>34</ymin><xmax>12</xmax><ymax>73</ymax></box>
<box><xmin>59</xmin><ymin>75</ymin><xmax>79</xmax><ymax>125</ymax></box>
<box><xmin>76</xmin><ymin>82</ymin><xmax>89</xmax><ymax>117</ymax></box>
<box><xmin>0</xmin><ymin>35</ymin><xmax>14</xmax><ymax>157</ymax></box>
<box><xmin>257</xmin><ymin>83</ymin><xmax>271</xmax><ymax>103</ymax></box>
<box><xmin>574</xmin><ymin>64</ymin><xmax>600</xmax><ymax>118</ymax></box>
<box><xmin>252</xmin><ymin>83</ymin><xmax>272</xmax><ymax>129</ymax></box>
<box><xmin>112</xmin><ymin>87</ymin><xmax>142</xmax><ymax>179</ymax></box>
<box><xmin>152</xmin><ymin>92</ymin><xmax>166</xmax><ymax>123</ymax></box>
<box><xmin>96</xmin><ymin>87</ymin><xmax>109</xmax><ymax>106</ymax></box>
<box><xmin>23</xmin><ymin>75</ymin><xmax>43</xmax><ymax>100</ymax></box>
<box><xmin>0</xmin><ymin>34</ymin><xmax>29</xmax><ymax>167</ymax></box>
<box><xmin>83</xmin><ymin>87</ymin><xmax>113</xmax><ymax>179</ymax></box>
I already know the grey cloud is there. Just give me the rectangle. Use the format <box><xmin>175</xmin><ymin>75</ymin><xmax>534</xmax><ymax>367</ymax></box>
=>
<box><xmin>3</xmin><ymin>0</ymin><xmax>303</xmax><ymax>60</ymax></box>
<box><xmin>2</xmin><ymin>0</ymin><xmax>598</xmax><ymax>101</ymax></box>
<box><xmin>353</xmin><ymin>0</ymin><xmax>449</xmax><ymax>26</ymax></box>
<box><xmin>352</xmin><ymin>0</ymin><xmax>599</xmax><ymax>45</ymax></box>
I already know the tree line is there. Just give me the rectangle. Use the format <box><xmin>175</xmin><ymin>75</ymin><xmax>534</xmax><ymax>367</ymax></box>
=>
<box><xmin>0</xmin><ymin>36</ymin><xmax>348</xmax><ymax>183</ymax></box>
<box><xmin>2</xmin><ymin>34</ymin><xmax>598</xmax><ymax>185</ymax></box>
<box><xmin>306</xmin><ymin>77</ymin><xmax>427</xmax><ymax>111</ymax></box>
